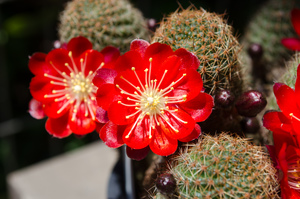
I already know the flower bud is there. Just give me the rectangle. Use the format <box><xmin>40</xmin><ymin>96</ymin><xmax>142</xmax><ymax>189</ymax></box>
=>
<box><xmin>235</xmin><ymin>90</ymin><xmax>267</xmax><ymax>117</ymax></box>
<box><xmin>248</xmin><ymin>43</ymin><xmax>263</xmax><ymax>60</ymax></box>
<box><xmin>214</xmin><ymin>89</ymin><xmax>235</xmax><ymax>109</ymax></box>
<box><xmin>156</xmin><ymin>173</ymin><xmax>176</xmax><ymax>194</ymax></box>
<box><xmin>241</xmin><ymin>117</ymin><xmax>260</xmax><ymax>134</ymax></box>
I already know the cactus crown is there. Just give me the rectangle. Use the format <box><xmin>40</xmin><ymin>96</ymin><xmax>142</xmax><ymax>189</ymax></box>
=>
<box><xmin>155</xmin><ymin>133</ymin><xmax>279</xmax><ymax>199</ymax></box>
<box><xmin>152</xmin><ymin>7</ymin><xmax>243</xmax><ymax>95</ymax></box>
<box><xmin>58</xmin><ymin>0</ymin><xmax>150</xmax><ymax>53</ymax></box>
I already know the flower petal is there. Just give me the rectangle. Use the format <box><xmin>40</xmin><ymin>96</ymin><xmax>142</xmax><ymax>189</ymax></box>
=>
<box><xmin>79</xmin><ymin>49</ymin><xmax>104</xmax><ymax>76</ymax></box>
<box><xmin>291</xmin><ymin>8</ymin><xmax>300</xmax><ymax>37</ymax></box>
<box><xmin>174</xmin><ymin>48</ymin><xmax>200</xmax><ymax>70</ymax></box>
<box><xmin>68</xmin><ymin>103</ymin><xmax>96</xmax><ymax>135</ymax></box>
<box><xmin>180</xmin><ymin>92</ymin><xmax>214</xmax><ymax>122</ymax></box>
<box><xmin>93</xmin><ymin>68</ymin><xmax>118</xmax><ymax>88</ymax></box>
<box><xmin>114</xmin><ymin>51</ymin><xmax>145</xmax><ymax>72</ymax></box>
<box><xmin>107</xmin><ymin>101</ymin><xmax>136</xmax><ymax>125</ymax></box>
<box><xmin>29</xmin><ymin>53</ymin><xmax>55</xmax><ymax>76</ymax></box>
<box><xmin>281</xmin><ymin>38</ymin><xmax>300</xmax><ymax>51</ymax></box>
<box><xmin>272</xmin><ymin>129</ymin><xmax>298</xmax><ymax>156</ymax></box>
<box><xmin>99</xmin><ymin>121</ymin><xmax>125</xmax><ymax>148</ymax></box>
<box><xmin>100</xmin><ymin>46</ymin><xmax>120</xmax><ymax>64</ymax></box>
<box><xmin>294</xmin><ymin>64</ymin><xmax>300</xmax><ymax>107</ymax></box>
<box><xmin>263</xmin><ymin>111</ymin><xmax>292</xmax><ymax>133</ymax></box>
<box><xmin>273</xmin><ymin>83</ymin><xmax>300</xmax><ymax>118</ymax></box>
<box><xmin>159</xmin><ymin>107</ymin><xmax>195</xmax><ymax>139</ymax></box>
<box><xmin>45</xmin><ymin>113</ymin><xmax>72</xmax><ymax>138</ymax></box>
<box><xmin>67</xmin><ymin>36</ymin><xmax>92</xmax><ymax>58</ymax></box>
<box><xmin>95</xmin><ymin>107</ymin><xmax>109</xmax><ymax>123</ymax></box>
<box><xmin>123</xmin><ymin>117</ymin><xmax>151</xmax><ymax>149</ymax></box>
<box><xmin>172</xmin><ymin>68</ymin><xmax>203</xmax><ymax>102</ymax></box>
<box><xmin>43</xmin><ymin>98</ymin><xmax>71</xmax><ymax>118</ymax></box>
<box><xmin>29</xmin><ymin>76</ymin><xmax>60</xmax><ymax>102</ymax></box>
<box><xmin>28</xmin><ymin>98</ymin><xmax>46</xmax><ymax>119</ymax></box>
<box><xmin>149</xmin><ymin>127</ymin><xmax>178</xmax><ymax>156</ymax></box>
<box><xmin>126</xmin><ymin>146</ymin><xmax>150</xmax><ymax>161</ymax></box>
<box><xmin>45</xmin><ymin>48</ymin><xmax>72</xmax><ymax>75</ymax></box>
<box><xmin>178</xmin><ymin>123</ymin><xmax>201</xmax><ymax>142</ymax></box>
<box><xmin>96</xmin><ymin>84</ymin><xmax>122</xmax><ymax>110</ymax></box>
<box><xmin>130</xmin><ymin>39</ymin><xmax>150</xmax><ymax>58</ymax></box>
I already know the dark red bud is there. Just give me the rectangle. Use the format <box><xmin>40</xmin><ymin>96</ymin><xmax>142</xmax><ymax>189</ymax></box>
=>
<box><xmin>156</xmin><ymin>173</ymin><xmax>176</xmax><ymax>194</ymax></box>
<box><xmin>248</xmin><ymin>43</ymin><xmax>263</xmax><ymax>60</ymax></box>
<box><xmin>214</xmin><ymin>89</ymin><xmax>235</xmax><ymax>109</ymax></box>
<box><xmin>235</xmin><ymin>90</ymin><xmax>267</xmax><ymax>117</ymax></box>
<box><xmin>241</xmin><ymin>117</ymin><xmax>260</xmax><ymax>134</ymax></box>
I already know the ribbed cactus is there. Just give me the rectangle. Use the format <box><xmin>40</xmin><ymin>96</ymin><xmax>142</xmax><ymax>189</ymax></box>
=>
<box><xmin>240</xmin><ymin>0</ymin><xmax>300</xmax><ymax>83</ymax></box>
<box><xmin>58</xmin><ymin>0</ymin><xmax>150</xmax><ymax>53</ymax></box>
<box><xmin>152</xmin><ymin>133</ymin><xmax>279</xmax><ymax>199</ymax></box>
<box><xmin>152</xmin><ymin>7</ymin><xmax>243</xmax><ymax>96</ymax></box>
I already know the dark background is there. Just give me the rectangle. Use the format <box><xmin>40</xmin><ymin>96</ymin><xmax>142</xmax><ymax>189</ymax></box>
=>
<box><xmin>0</xmin><ymin>0</ymin><xmax>267</xmax><ymax>198</ymax></box>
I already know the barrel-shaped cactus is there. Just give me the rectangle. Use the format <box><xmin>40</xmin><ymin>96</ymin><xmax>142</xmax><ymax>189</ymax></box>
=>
<box><xmin>152</xmin><ymin>133</ymin><xmax>279</xmax><ymax>198</ymax></box>
<box><xmin>152</xmin><ymin>7</ymin><xmax>243</xmax><ymax>96</ymax></box>
<box><xmin>59</xmin><ymin>0</ymin><xmax>150</xmax><ymax>53</ymax></box>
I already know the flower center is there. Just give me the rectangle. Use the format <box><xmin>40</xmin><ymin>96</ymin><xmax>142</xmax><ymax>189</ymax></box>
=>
<box><xmin>43</xmin><ymin>51</ymin><xmax>104</xmax><ymax>121</ymax></box>
<box><xmin>116</xmin><ymin>57</ymin><xmax>188</xmax><ymax>139</ymax></box>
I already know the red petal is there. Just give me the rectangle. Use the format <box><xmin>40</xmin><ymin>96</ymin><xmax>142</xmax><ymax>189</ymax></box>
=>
<box><xmin>295</xmin><ymin>64</ymin><xmax>300</xmax><ymax>108</ymax></box>
<box><xmin>178</xmin><ymin>123</ymin><xmax>201</xmax><ymax>142</ymax></box>
<box><xmin>67</xmin><ymin>36</ymin><xmax>92</xmax><ymax>58</ymax></box>
<box><xmin>291</xmin><ymin>8</ymin><xmax>300</xmax><ymax>37</ymax></box>
<box><xmin>126</xmin><ymin>146</ymin><xmax>150</xmax><ymax>161</ymax></box>
<box><xmin>100</xmin><ymin>46</ymin><xmax>120</xmax><ymax>64</ymax></box>
<box><xmin>79</xmin><ymin>49</ymin><xmax>104</xmax><ymax>76</ymax></box>
<box><xmin>96</xmin><ymin>84</ymin><xmax>122</xmax><ymax>110</ymax></box>
<box><xmin>174</xmin><ymin>48</ymin><xmax>200</xmax><ymax>70</ymax></box>
<box><xmin>93</xmin><ymin>68</ymin><xmax>118</xmax><ymax>88</ymax></box>
<box><xmin>108</xmin><ymin>101</ymin><xmax>136</xmax><ymax>125</ymax></box>
<box><xmin>45</xmin><ymin>113</ymin><xmax>72</xmax><ymax>138</ymax></box>
<box><xmin>281</xmin><ymin>38</ymin><xmax>300</xmax><ymax>51</ymax></box>
<box><xmin>43</xmin><ymin>99</ymin><xmax>71</xmax><ymax>118</ymax></box>
<box><xmin>28</xmin><ymin>98</ymin><xmax>46</xmax><ymax>119</ymax></box>
<box><xmin>29</xmin><ymin>53</ymin><xmax>55</xmax><ymax>76</ymax></box>
<box><xmin>149</xmin><ymin>127</ymin><xmax>178</xmax><ymax>156</ymax></box>
<box><xmin>263</xmin><ymin>111</ymin><xmax>292</xmax><ymax>133</ymax></box>
<box><xmin>123</xmin><ymin>117</ymin><xmax>151</xmax><ymax>149</ymax></box>
<box><xmin>273</xmin><ymin>129</ymin><xmax>297</xmax><ymax>156</ymax></box>
<box><xmin>95</xmin><ymin>107</ymin><xmax>109</xmax><ymax>123</ymax></box>
<box><xmin>180</xmin><ymin>92</ymin><xmax>214</xmax><ymax>122</ymax></box>
<box><xmin>29</xmin><ymin>76</ymin><xmax>59</xmax><ymax>102</ymax></box>
<box><xmin>172</xmin><ymin>69</ymin><xmax>203</xmax><ymax>102</ymax></box>
<box><xmin>273</xmin><ymin>83</ymin><xmax>300</xmax><ymax>118</ymax></box>
<box><xmin>158</xmin><ymin>108</ymin><xmax>195</xmax><ymax>139</ymax></box>
<box><xmin>114</xmin><ymin>51</ymin><xmax>145</xmax><ymax>72</ymax></box>
<box><xmin>114</xmin><ymin>70</ymin><xmax>144</xmax><ymax>96</ymax></box>
<box><xmin>130</xmin><ymin>39</ymin><xmax>150</xmax><ymax>58</ymax></box>
<box><xmin>68</xmin><ymin>103</ymin><xmax>96</xmax><ymax>135</ymax></box>
<box><xmin>99</xmin><ymin>121</ymin><xmax>124</xmax><ymax>148</ymax></box>
<box><xmin>45</xmin><ymin>48</ymin><xmax>72</xmax><ymax>75</ymax></box>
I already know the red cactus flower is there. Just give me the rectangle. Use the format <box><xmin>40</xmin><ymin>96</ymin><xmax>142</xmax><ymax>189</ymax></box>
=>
<box><xmin>28</xmin><ymin>36</ymin><xmax>120</xmax><ymax>138</ymax></box>
<box><xmin>266</xmin><ymin>130</ymin><xmax>300</xmax><ymax>198</ymax></box>
<box><xmin>282</xmin><ymin>8</ymin><xmax>300</xmax><ymax>51</ymax></box>
<box><xmin>263</xmin><ymin>64</ymin><xmax>300</xmax><ymax>144</ymax></box>
<box><xmin>94</xmin><ymin>39</ymin><xmax>214</xmax><ymax>157</ymax></box>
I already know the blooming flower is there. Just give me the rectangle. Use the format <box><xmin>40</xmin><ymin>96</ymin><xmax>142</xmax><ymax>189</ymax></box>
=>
<box><xmin>94</xmin><ymin>39</ymin><xmax>214</xmax><ymax>157</ymax></box>
<box><xmin>282</xmin><ymin>8</ymin><xmax>300</xmax><ymax>51</ymax></box>
<box><xmin>266</xmin><ymin>130</ymin><xmax>300</xmax><ymax>199</ymax></box>
<box><xmin>28</xmin><ymin>36</ymin><xmax>120</xmax><ymax>138</ymax></box>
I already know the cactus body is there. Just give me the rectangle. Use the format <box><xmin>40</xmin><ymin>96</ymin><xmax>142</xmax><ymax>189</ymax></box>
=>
<box><xmin>59</xmin><ymin>0</ymin><xmax>150</xmax><ymax>53</ymax></box>
<box><xmin>153</xmin><ymin>133</ymin><xmax>279</xmax><ymax>199</ymax></box>
<box><xmin>152</xmin><ymin>7</ymin><xmax>243</xmax><ymax>96</ymax></box>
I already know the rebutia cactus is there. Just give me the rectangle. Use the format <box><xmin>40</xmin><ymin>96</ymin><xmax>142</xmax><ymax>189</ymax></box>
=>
<box><xmin>152</xmin><ymin>133</ymin><xmax>279</xmax><ymax>199</ymax></box>
<box><xmin>152</xmin><ymin>7</ymin><xmax>243</xmax><ymax>96</ymax></box>
<box><xmin>58</xmin><ymin>0</ymin><xmax>150</xmax><ymax>53</ymax></box>
<box><xmin>240</xmin><ymin>0</ymin><xmax>300</xmax><ymax>83</ymax></box>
